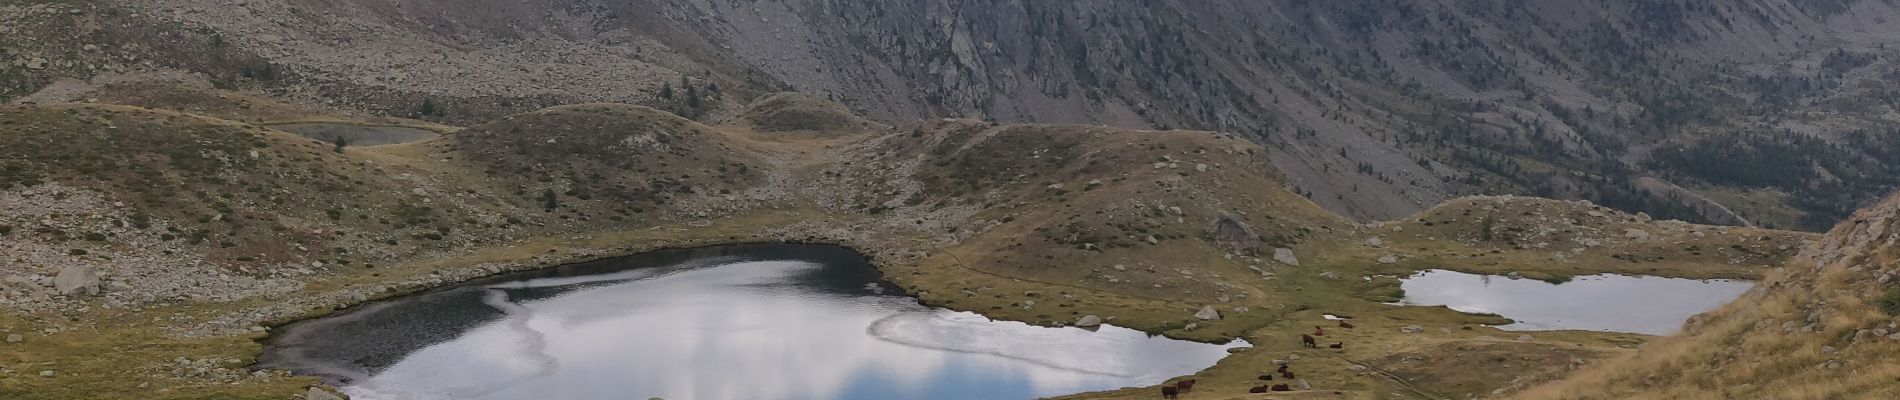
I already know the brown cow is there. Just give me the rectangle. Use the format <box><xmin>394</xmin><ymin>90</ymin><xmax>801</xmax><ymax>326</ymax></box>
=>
<box><xmin>1177</xmin><ymin>379</ymin><xmax>1196</xmax><ymax>392</ymax></box>
<box><xmin>1282</xmin><ymin>371</ymin><xmax>1296</xmax><ymax>379</ymax></box>
<box><xmin>1300</xmin><ymin>334</ymin><xmax>1317</xmax><ymax>348</ymax></box>
<box><xmin>1339</xmin><ymin>321</ymin><xmax>1356</xmax><ymax>329</ymax></box>
<box><xmin>1161</xmin><ymin>385</ymin><xmax>1178</xmax><ymax>399</ymax></box>
<box><xmin>1257</xmin><ymin>374</ymin><xmax>1274</xmax><ymax>381</ymax></box>
<box><xmin>1277</xmin><ymin>364</ymin><xmax>1290</xmax><ymax>374</ymax></box>
<box><xmin>1313</xmin><ymin>326</ymin><xmax>1326</xmax><ymax>336</ymax></box>
<box><xmin>1249</xmin><ymin>385</ymin><xmax>1268</xmax><ymax>393</ymax></box>
<box><xmin>1270</xmin><ymin>384</ymin><xmax>1292</xmax><ymax>391</ymax></box>
<box><xmin>1329</xmin><ymin>342</ymin><xmax>1344</xmax><ymax>349</ymax></box>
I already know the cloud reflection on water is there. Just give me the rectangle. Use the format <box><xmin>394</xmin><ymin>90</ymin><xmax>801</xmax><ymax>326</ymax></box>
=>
<box><xmin>336</xmin><ymin>260</ymin><xmax>1241</xmax><ymax>400</ymax></box>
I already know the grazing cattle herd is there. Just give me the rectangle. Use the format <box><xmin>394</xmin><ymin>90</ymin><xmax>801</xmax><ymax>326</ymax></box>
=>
<box><xmin>1160</xmin><ymin>318</ymin><xmax>1361</xmax><ymax>397</ymax></box>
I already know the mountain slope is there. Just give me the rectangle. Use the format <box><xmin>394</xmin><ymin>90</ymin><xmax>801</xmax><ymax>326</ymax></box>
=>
<box><xmin>1518</xmin><ymin>192</ymin><xmax>1900</xmax><ymax>399</ymax></box>
<box><xmin>9</xmin><ymin>0</ymin><xmax>1900</xmax><ymax>229</ymax></box>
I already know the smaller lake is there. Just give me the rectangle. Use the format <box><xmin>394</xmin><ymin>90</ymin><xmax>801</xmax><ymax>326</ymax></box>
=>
<box><xmin>258</xmin><ymin>244</ymin><xmax>1243</xmax><ymax>400</ymax></box>
<box><xmin>1398</xmin><ymin>270</ymin><xmax>1754</xmax><ymax>335</ymax></box>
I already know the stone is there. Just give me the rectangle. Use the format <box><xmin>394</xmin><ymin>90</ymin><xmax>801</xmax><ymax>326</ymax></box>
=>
<box><xmin>1365</xmin><ymin>237</ymin><xmax>1384</xmax><ymax>247</ymax></box>
<box><xmin>1195</xmin><ymin>163</ymin><xmax>1209</xmax><ymax>172</ymax></box>
<box><xmin>1318</xmin><ymin>271</ymin><xmax>1339</xmax><ymax>279</ymax></box>
<box><xmin>1400</xmin><ymin>325</ymin><xmax>1424</xmax><ymax>334</ymax></box>
<box><xmin>1183</xmin><ymin>323</ymin><xmax>1199</xmax><ymax>331</ymax></box>
<box><xmin>1298</xmin><ymin>378</ymin><xmax>1311</xmax><ymax>390</ymax></box>
<box><xmin>1348</xmin><ymin>365</ymin><xmax>1369</xmax><ymax>372</ymax></box>
<box><xmin>39</xmin><ymin>370</ymin><xmax>54</xmax><ymax>377</ymax></box>
<box><xmin>1271</xmin><ymin>359</ymin><xmax>1288</xmax><ymax>365</ymax></box>
<box><xmin>1145</xmin><ymin>235</ymin><xmax>1159</xmax><ymax>245</ymax></box>
<box><xmin>1272</xmin><ymin>248</ymin><xmax>1300</xmax><ymax>266</ymax></box>
<box><xmin>1075</xmin><ymin>315</ymin><xmax>1102</xmax><ymax>327</ymax></box>
<box><xmin>1207</xmin><ymin>212</ymin><xmax>1263</xmax><ymax>255</ymax></box>
<box><xmin>1376</xmin><ymin>255</ymin><xmax>1399</xmax><ymax>264</ymax></box>
<box><xmin>1226</xmin><ymin>346</ymin><xmax>1251</xmax><ymax>354</ymax></box>
<box><xmin>52</xmin><ymin>265</ymin><xmax>100</xmax><ymax>296</ymax></box>
<box><xmin>1194</xmin><ymin>305</ymin><xmax>1221</xmax><ymax>320</ymax></box>
<box><xmin>24</xmin><ymin>58</ymin><xmax>47</xmax><ymax>70</ymax></box>
<box><xmin>5</xmin><ymin>334</ymin><xmax>20</xmax><ymax>343</ymax></box>
<box><xmin>307</xmin><ymin>387</ymin><xmax>345</xmax><ymax>400</ymax></box>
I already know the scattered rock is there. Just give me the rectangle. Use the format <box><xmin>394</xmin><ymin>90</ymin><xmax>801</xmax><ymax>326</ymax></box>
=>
<box><xmin>24</xmin><ymin>57</ymin><xmax>47</xmax><ymax>70</ymax></box>
<box><xmin>1227</xmin><ymin>346</ymin><xmax>1251</xmax><ymax>354</ymax></box>
<box><xmin>1400</xmin><ymin>325</ymin><xmax>1424</xmax><ymax>334</ymax></box>
<box><xmin>1194</xmin><ymin>305</ymin><xmax>1221</xmax><ymax>321</ymax></box>
<box><xmin>1271</xmin><ymin>359</ymin><xmax>1288</xmax><ymax>365</ymax></box>
<box><xmin>1074</xmin><ymin>315</ymin><xmax>1102</xmax><ymax>327</ymax></box>
<box><xmin>5</xmin><ymin>334</ymin><xmax>20</xmax><ymax>343</ymax></box>
<box><xmin>1348</xmin><ymin>365</ymin><xmax>1368</xmax><ymax>372</ymax></box>
<box><xmin>39</xmin><ymin>370</ymin><xmax>54</xmax><ymax>377</ymax></box>
<box><xmin>1318</xmin><ymin>271</ymin><xmax>1339</xmax><ymax>279</ymax></box>
<box><xmin>1376</xmin><ymin>255</ymin><xmax>1399</xmax><ymax>264</ymax></box>
<box><xmin>1365</xmin><ymin>237</ymin><xmax>1384</xmax><ymax>247</ymax></box>
<box><xmin>1297</xmin><ymin>378</ymin><xmax>1311</xmax><ymax>390</ymax></box>
<box><xmin>1195</xmin><ymin>163</ymin><xmax>1209</xmax><ymax>172</ymax></box>
<box><xmin>1183</xmin><ymin>323</ymin><xmax>1199</xmax><ymax>331</ymax></box>
<box><xmin>1272</xmin><ymin>248</ymin><xmax>1300</xmax><ymax>266</ymax></box>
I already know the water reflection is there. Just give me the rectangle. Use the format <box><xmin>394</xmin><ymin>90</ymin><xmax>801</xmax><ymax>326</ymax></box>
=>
<box><xmin>1398</xmin><ymin>269</ymin><xmax>1753</xmax><ymax>335</ymax></box>
<box><xmin>259</xmin><ymin>244</ymin><xmax>1242</xmax><ymax>400</ymax></box>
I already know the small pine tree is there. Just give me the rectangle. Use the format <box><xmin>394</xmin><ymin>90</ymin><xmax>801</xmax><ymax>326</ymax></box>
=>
<box><xmin>419</xmin><ymin>98</ymin><xmax>440</xmax><ymax>116</ymax></box>
<box><xmin>541</xmin><ymin>189</ymin><xmax>559</xmax><ymax>211</ymax></box>
<box><xmin>333</xmin><ymin>136</ymin><xmax>348</xmax><ymax>153</ymax></box>
<box><xmin>659</xmin><ymin>82</ymin><xmax>674</xmax><ymax>100</ymax></box>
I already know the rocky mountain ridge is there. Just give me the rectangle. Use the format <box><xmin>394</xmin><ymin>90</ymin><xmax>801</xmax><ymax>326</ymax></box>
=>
<box><xmin>7</xmin><ymin>0</ymin><xmax>1900</xmax><ymax>229</ymax></box>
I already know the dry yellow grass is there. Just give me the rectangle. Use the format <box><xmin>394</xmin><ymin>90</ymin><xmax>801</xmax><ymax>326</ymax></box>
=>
<box><xmin>1515</xmin><ymin>193</ymin><xmax>1900</xmax><ymax>400</ymax></box>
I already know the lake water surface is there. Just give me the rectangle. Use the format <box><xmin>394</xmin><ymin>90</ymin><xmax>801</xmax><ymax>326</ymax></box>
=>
<box><xmin>1399</xmin><ymin>269</ymin><xmax>1754</xmax><ymax>335</ymax></box>
<box><xmin>257</xmin><ymin>244</ymin><xmax>1243</xmax><ymax>400</ymax></box>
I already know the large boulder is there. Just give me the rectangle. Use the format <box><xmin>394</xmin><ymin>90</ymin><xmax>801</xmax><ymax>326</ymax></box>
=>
<box><xmin>1194</xmin><ymin>305</ymin><xmax>1221</xmax><ymax>321</ymax></box>
<box><xmin>52</xmin><ymin>265</ymin><xmax>100</xmax><ymax>296</ymax></box>
<box><xmin>1207</xmin><ymin>212</ymin><xmax>1263</xmax><ymax>255</ymax></box>
<box><xmin>1272</xmin><ymin>248</ymin><xmax>1300</xmax><ymax>266</ymax></box>
<box><xmin>1074</xmin><ymin>315</ymin><xmax>1103</xmax><ymax>327</ymax></box>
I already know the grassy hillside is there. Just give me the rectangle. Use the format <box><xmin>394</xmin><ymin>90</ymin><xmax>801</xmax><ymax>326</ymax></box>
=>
<box><xmin>1517</xmin><ymin>192</ymin><xmax>1900</xmax><ymax>399</ymax></box>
